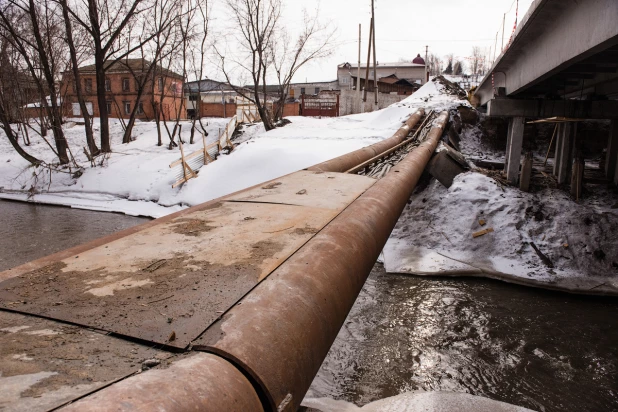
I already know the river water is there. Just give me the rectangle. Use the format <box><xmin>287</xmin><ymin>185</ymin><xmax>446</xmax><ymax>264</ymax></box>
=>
<box><xmin>1</xmin><ymin>200</ymin><xmax>617</xmax><ymax>412</ymax></box>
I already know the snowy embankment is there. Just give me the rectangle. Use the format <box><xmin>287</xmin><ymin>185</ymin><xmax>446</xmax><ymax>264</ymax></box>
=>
<box><xmin>0</xmin><ymin>77</ymin><xmax>461</xmax><ymax>218</ymax></box>
<box><xmin>384</xmin><ymin>172</ymin><xmax>618</xmax><ymax>295</ymax></box>
<box><xmin>0</xmin><ymin>108</ymin><xmax>415</xmax><ymax>217</ymax></box>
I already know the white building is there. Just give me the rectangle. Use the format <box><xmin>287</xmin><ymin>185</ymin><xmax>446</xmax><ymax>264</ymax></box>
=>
<box><xmin>337</xmin><ymin>54</ymin><xmax>427</xmax><ymax>90</ymax></box>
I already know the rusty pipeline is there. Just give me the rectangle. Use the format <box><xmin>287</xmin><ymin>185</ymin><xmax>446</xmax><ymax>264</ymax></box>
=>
<box><xmin>195</xmin><ymin>111</ymin><xmax>450</xmax><ymax>412</ymax></box>
<box><xmin>345</xmin><ymin>109</ymin><xmax>436</xmax><ymax>174</ymax></box>
<box><xmin>306</xmin><ymin>108</ymin><xmax>425</xmax><ymax>173</ymax></box>
<box><xmin>59</xmin><ymin>353</ymin><xmax>264</xmax><ymax>412</ymax></box>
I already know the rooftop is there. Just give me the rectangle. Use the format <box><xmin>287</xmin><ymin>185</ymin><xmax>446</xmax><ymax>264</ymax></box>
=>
<box><xmin>76</xmin><ymin>59</ymin><xmax>183</xmax><ymax>79</ymax></box>
<box><xmin>339</xmin><ymin>61</ymin><xmax>425</xmax><ymax>69</ymax></box>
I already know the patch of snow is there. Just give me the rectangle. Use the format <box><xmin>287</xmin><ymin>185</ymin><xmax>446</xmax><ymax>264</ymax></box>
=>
<box><xmin>302</xmin><ymin>391</ymin><xmax>535</xmax><ymax>412</ymax></box>
<box><xmin>384</xmin><ymin>172</ymin><xmax>618</xmax><ymax>294</ymax></box>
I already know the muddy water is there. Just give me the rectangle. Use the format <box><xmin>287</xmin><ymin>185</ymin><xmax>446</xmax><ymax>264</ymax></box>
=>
<box><xmin>0</xmin><ymin>200</ymin><xmax>149</xmax><ymax>272</ymax></box>
<box><xmin>306</xmin><ymin>264</ymin><xmax>618</xmax><ymax>412</ymax></box>
<box><xmin>1</xmin><ymin>200</ymin><xmax>617</xmax><ymax>411</ymax></box>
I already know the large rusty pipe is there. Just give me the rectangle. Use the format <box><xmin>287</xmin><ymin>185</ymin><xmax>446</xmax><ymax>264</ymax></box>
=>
<box><xmin>197</xmin><ymin>111</ymin><xmax>450</xmax><ymax>412</ymax></box>
<box><xmin>59</xmin><ymin>353</ymin><xmax>264</xmax><ymax>412</ymax></box>
<box><xmin>307</xmin><ymin>108</ymin><xmax>424</xmax><ymax>173</ymax></box>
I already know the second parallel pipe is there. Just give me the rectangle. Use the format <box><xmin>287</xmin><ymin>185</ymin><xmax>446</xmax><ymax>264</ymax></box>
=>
<box><xmin>307</xmin><ymin>108</ymin><xmax>424</xmax><ymax>173</ymax></box>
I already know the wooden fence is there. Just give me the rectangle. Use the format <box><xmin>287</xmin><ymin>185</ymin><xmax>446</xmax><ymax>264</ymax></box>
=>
<box><xmin>169</xmin><ymin>116</ymin><xmax>238</xmax><ymax>188</ymax></box>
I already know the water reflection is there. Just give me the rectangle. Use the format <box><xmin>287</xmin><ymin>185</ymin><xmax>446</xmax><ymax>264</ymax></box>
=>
<box><xmin>307</xmin><ymin>265</ymin><xmax>618</xmax><ymax>412</ymax></box>
<box><xmin>0</xmin><ymin>200</ymin><xmax>149</xmax><ymax>271</ymax></box>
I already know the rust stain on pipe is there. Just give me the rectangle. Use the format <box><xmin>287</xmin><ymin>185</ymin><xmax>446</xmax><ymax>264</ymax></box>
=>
<box><xmin>58</xmin><ymin>353</ymin><xmax>264</xmax><ymax>412</ymax></box>
<box><xmin>307</xmin><ymin>108</ymin><xmax>425</xmax><ymax>173</ymax></box>
<box><xmin>194</xmin><ymin>111</ymin><xmax>450</xmax><ymax>412</ymax></box>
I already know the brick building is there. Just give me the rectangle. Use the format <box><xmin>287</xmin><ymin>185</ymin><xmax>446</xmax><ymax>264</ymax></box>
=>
<box><xmin>60</xmin><ymin>59</ymin><xmax>185</xmax><ymax>120</ymax></box>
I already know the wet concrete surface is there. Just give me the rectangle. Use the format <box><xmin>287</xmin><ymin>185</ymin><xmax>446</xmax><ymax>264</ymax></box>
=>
<box><xmin>0</xmin><ymin>200</ymin><xmax>149</xmax><ymax>272</ymax></box>
<box><xmin>306</xmin><ymin>264</ymin><xmax>618</xmax><ymax>412</ymax></box>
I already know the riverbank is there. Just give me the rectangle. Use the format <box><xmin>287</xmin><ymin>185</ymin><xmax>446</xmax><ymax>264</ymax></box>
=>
<box><xmin>384</xmin><ymin>172</ymin><xmax>618</xmax><ymax>296</ymax></box>
<box><xmin>0</xmin><ymin>112</ymin><xmax>415</xmax><ymax>217</ymax></box>
<box><xmin>0</xmin><ymin>77</ymin><xmax>465</xmax><ymax>218</ymax></box>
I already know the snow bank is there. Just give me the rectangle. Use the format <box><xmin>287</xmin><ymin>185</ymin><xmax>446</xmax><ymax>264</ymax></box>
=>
<box><xmin>302</xmin><ymin>391</ymin><xmax>534</xmax><ymax>412</ymax></box>
<box><xmin>393</xmin><ymin>76</ymin><xmax>470</xmax><ymax>112</ymax></box>
<box><xmin>0</xmin><ymin>106</ymin><xmax>413</xmax><ymax>217</ymax></box>
<box><xmin>384</xmin><ymin>172</ymin><xmax>618</xmax><ymax>295</ymax></box>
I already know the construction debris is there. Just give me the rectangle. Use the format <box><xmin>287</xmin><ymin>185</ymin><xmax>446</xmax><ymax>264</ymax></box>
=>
<box><xmin>472</xmin><ymin>228</ymin><xmax>494</xmax><ymax>238</ymax></box>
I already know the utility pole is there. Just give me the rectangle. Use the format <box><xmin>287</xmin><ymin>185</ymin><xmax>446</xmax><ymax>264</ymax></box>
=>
<box><xmin>357</xmin><ymin>23</ymin><xmax>361</xmax><ymax>108</ymax></box>
<box><xmin>363</xmin><ymin>17</ymin><xmax>373</xmax><ymax>103</ymax></box>
<box><xmin>425</xmin><ymin>45</ymin><xmax>429</xmax><ymax>82</ymax></box>
<box><xmin>371</xmin><ymin>0</ymin><xmax>378</xmax><ymax>105</ymax></box>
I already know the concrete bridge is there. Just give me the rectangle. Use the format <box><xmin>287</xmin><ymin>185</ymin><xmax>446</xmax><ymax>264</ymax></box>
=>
<box><xmin>474</xmin><ymin>0</ymin><xmax>618</xmax><ymax>186</ymax></box>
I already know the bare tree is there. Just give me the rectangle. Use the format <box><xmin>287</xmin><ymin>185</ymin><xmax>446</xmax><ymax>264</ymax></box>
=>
<box><xmin>64</xmin><ymin>0</ymin><xmax>168</xmax><ymax>152</ymax></box>
<box><xmin>120</xmin><ymin>0</ymin><xmax>181</xmax><ymax>144</ymax></box>
<box><xmin>219</xmin><ymin>0</ymin><xmax>332</xmax><ymax>130</ymax></box>
<box><xmin>426</xmin><ymin>53</ymin><xmax>442</xmax><ymax>76</ymax></box>
<box><xmin>0</xmin><ymin>43</ymin><xmax>41</xmax><ymax>164</ymax></box>
<box><xmin>470</xmin><ymin>46</ymin><xmax>484</xmax><ymax>76</ymax></box>
<box><xmin>58</xmin><ymin>0</ymin><xmax>99</xmax><ymax>156</ymax></box>
<box><xmin>453</xmin><ymin>60</ymin><xmax>465</xmax><ymax>76</ymax></box>
<box><xmin>184</xmin><ymin>0</ymin><xmax>210</xmax><ymax>144</ymax></box>
<box><xmin>0</xmin><ymin>0</ymin><xmax>71</xmax><ymax>164</ymax></box>
<box><xmin>443</xmin><ymin>53</ymin><xmax>454</xmax><ymax>75</ymax></box>
<box><xmin>270</xmin><ymin>8</ymin><xmax>334</xmax><ymax>122</ymax></box>
<box><xmin>219</xmin><ymin>0</ymin><xmax>280</xmax><ymax>130</ymax></box>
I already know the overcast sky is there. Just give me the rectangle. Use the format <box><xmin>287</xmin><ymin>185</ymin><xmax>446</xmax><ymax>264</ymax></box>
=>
<box><xmin>210</xmin><ymin>0</ymin><xmax>534</xmax><ymax>83</ymax></box>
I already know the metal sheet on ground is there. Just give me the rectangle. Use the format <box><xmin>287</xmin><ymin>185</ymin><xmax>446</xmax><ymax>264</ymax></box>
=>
<box><xmin>0</xmin><ymin>172</ymin><xmax>375</xmax><ymax>348</ymax></box>
<box><xmin>226</xmin><ymin>170</ymin><xmax>375</xmax><ymax>210</ymax></box>
<box><xmin>0</xmin><ymin>311</ymin><xmax>169</xmax><ymax>412</ymax></box>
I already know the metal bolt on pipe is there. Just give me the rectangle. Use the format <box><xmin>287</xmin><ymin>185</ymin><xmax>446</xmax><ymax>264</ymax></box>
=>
<box><xmin>307</xmin><ymin>108</ymin><xmax>425</xmax><ymax>173</ymax></box>
<box><xmin>195</xmin><ymin>111</ymin><xmax>450</xmax><ymax>412</ymax></box>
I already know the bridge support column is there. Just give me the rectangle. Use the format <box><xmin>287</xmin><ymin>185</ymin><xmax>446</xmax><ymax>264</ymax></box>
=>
<box><xmin>605</xmin><ymin>120</ymin><xmax>618</xmax><ymax>179</ymax></box>
<box><xmin>555</xmin><ymin>123</ymin><xmax>576</xmax><ymax>184</ymax></box>
<box><xmin>553</xmin><ymin>123</ymin><xmax>564</xmax><ymax>176</ymax></box>
<box><xmin>506</xmin><ymin>117</ymin><xmax>524</xmax><ymax>185</ymax></box>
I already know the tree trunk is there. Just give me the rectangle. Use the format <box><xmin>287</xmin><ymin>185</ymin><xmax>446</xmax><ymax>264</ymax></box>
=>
<box><xmin>0</xmin><ymin>103</ymin><xmax>41</xmax><ymax>165</ymax></box>
<box><xmin>95</xmin><ymin>53</ymin><xmax>111</xmax><ymax>152</ymax></box>
<box><xmin>60</xmin><ymin>0</ymin><xmax>99</xmax><ymax>156</ymax></box>
<box><xmin>27</xmin><ymin>0</ymin><xmax>69</xmax><ymax>164</ymax></box>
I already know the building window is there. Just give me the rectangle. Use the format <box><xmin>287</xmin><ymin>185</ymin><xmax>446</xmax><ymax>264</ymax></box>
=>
<box><xmin>157</xmin><ymin>77</ymin><xmax>164</xmax><ymax>92</ymax></box>
<box><xmin>289</xmin><ymin>89</ymin><xmax>295</xmax><ymax>98</ymax></box>
<box><xmin>315</xmin><ymin>87</ymin><xmax>320</xmax><ymax>95</ymax></box>
<box><xmin>122</xmin><ymin>78</ymin><xmax>130</xmax><ymax>91</ymax></box>
<box><xmin>136</xmin><ymin>101</ymin><xmax>144</xmax><ymax>115</ymax></box>
<box><xmin>300</xmin><ymin>87</ymin><xmax>305</xmax><ymax>95</ymax></box>
<box><xmin>106</xmin><ymin>101</ymin><xmax>112</xmax><ymax>114</ymax></box>
<box><xmin>105</xmin><ymin>78</ymin><xmax>111</xmax><ymax>92</ymax></box>
<box><xmin>84</xmin><ymin>78</ymin><xmax>92</xmax><ymax>93</ymax></box>
<box><xmin>123</xmin><ymin>101</ymin><xmax>131</xmax><ymax>115</ymax></box>
<box><xmin>188</xmin><ymin>94</ymin><xmax>198</xmax><ymax>101</ymax></box>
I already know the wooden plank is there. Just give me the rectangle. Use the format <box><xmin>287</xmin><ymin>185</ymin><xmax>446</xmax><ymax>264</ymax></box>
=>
<box><xmin>169</xmin><ymin>148</ymin><xmax>202</xmax><ymax>168</ymax></box>
<box><xmin>472</xmin><ymin>228</ymin><xmax>494</xmax><ymax>238</ymax></box>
